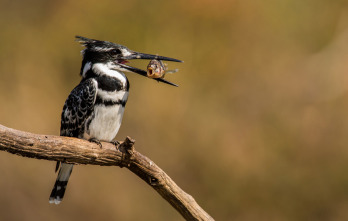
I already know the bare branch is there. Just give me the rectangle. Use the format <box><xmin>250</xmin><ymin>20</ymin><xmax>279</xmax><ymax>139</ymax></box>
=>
<box><xmin>0</xmin><ymin>124</ymin><xmax>214</xmax><ymax>221</ymax></box>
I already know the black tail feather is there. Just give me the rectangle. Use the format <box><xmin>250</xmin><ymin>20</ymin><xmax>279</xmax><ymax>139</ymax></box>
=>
<box><xmin>49</xmin><ymin>163</ymin><xmax>73</xmax><ymax>204</ymax></box>
<box><xmin>49</xmin><ymin>181</ymin><xmax>68</xmax><ymax>204</ymax></box>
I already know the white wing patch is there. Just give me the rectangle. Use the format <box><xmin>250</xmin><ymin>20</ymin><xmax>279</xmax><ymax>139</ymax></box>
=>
<box><xmin>82</xmin><ymin>62</ymin><xmax>92</xmax><ymax>77</ymax></box>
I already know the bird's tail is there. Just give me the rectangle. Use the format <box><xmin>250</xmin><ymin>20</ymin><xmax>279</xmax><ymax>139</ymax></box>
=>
<box><xmin>49</xmin><ymin>163</ymin><xmax>74</xmax><ymax>204</ymax></box>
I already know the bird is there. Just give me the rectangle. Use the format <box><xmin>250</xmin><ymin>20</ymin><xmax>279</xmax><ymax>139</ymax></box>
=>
<box><xmin>49</xmin><ymin>36</ymin><xmax>182</xmax><ymax>204</ymax></box>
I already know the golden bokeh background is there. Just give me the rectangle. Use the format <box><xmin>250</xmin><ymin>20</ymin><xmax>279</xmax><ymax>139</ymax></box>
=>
<box><xmin>1</xmin><ymin>0</ymin><xmax>348</xmax><ymax>220</ymax></box>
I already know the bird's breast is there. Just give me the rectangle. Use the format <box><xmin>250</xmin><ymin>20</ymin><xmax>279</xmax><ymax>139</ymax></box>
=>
<box><xmin>84</xmin><ymin>89</ymin><xmax>129</xmax><ymax>142</ymax></box>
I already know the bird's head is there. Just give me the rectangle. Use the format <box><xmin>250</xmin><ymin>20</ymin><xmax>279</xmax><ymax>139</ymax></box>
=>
<box><xmin>76</xmin><ymin>36</ymin><xmax>182</xmax><ymax>86</ymax></box>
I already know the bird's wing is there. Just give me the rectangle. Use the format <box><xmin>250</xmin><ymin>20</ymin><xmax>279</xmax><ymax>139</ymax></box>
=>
<box><xmin>60</xmin><ymin>78</ymin><xmax>97</xmax><ymax>138</ymax></box>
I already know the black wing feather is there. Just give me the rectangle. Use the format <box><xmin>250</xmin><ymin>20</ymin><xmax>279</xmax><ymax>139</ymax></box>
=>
<box><xmin>60</xmin><ymin>78</ymin><xmax>97</xmax><ymax>138</ymax></box>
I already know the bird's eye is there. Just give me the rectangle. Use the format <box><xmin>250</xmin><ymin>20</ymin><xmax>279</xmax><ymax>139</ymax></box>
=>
<box><xmin>110</xmin><ymin>49</ymin><xmax>121</xmax><ymax>56</ymax></box>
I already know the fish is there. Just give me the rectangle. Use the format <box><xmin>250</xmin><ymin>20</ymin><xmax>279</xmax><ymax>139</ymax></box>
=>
<box><xmin>147</xmin><ymin>59</ymin><xmax>178</xmax><ymax>79</ymax></box>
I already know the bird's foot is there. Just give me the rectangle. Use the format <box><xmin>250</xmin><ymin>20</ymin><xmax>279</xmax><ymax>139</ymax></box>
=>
<box><xmin>111</xmin><ymin>140</ymin><xmax>120</xmax><ymax>150</ymax></box>
<box><xmin>89</xmin><ymin>138</ymin><xmax>102</xmax><ymax>148</ymax></box>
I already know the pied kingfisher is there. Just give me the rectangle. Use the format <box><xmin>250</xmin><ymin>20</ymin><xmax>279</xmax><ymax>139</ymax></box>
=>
<box><xmin>49</xmin><ymin>36</ymin><xmax>182</xmax><ymax>204</ymax></box>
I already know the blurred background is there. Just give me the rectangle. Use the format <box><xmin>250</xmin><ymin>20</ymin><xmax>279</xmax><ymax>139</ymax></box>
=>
<box><xmin>1</xmin><ymin>0</ymin><xmax>348</xmax><ymax>220</ymax></box>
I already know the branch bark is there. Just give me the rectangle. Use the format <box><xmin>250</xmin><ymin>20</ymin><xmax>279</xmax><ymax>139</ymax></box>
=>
<box><xmin>0</xmin><ymin>124</ymin><xmax>214</xmax><ymax>221</ymax></box>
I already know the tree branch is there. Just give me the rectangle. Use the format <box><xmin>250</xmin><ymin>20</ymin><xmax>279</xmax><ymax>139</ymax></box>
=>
<box><xmin>0</xmin><ymin>124</ymin><xmax>214</xmax><ymax>221</ymax></box>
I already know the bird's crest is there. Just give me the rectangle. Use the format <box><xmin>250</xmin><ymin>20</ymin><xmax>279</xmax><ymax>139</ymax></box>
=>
<box><xmin>75</xmin><ymin>36</ymin><xmax>123</xmax><ymax>51</ymax></box>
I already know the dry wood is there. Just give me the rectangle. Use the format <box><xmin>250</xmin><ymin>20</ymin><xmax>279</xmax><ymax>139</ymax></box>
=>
<box><xmin>0</xmin><ymin>124</ymin><xmax>214</xmax><ymax>221</ymax></box>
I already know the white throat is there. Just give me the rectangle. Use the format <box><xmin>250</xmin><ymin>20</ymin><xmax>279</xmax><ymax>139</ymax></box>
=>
<box><xmin>85</xmin><ymin>62</ymin><xmax>127</xmax><ymax>85</ymax></box>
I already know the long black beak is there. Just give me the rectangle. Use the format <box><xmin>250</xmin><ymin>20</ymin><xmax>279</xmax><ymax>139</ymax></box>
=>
<box><xmin>123</xmin><ymin>52</ymin><xmax>183</xmax><ymax>63</ymax></box>
<box><xmin>120</xmin><ymin>51</ymin><xmax>183</xmax><ymax>87</ymax></box>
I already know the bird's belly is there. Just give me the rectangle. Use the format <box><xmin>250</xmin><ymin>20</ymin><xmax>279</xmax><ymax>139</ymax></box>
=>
<box><xmin>85</xmin><ymin>104</ymin><xmax>125</xmax><ymax>142</ymax></box>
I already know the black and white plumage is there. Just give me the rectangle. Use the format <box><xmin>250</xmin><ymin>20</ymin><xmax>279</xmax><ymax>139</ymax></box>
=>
<box><xmin>49</xmin><ymin>36</ymin><xmax>182</xmax><ymax>204</ymax></box>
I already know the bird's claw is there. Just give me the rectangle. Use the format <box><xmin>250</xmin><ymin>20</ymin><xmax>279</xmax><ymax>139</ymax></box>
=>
<box><xmin>111</xmin><ymin>140</ymin><xmax>120</xmax><ymax>150</ymax></box>
<box><xmin>89</xmin><ymin>138</ymin><xmax>102</xmax><ymax>148</ymax></box>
